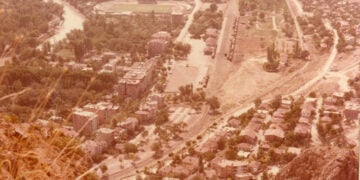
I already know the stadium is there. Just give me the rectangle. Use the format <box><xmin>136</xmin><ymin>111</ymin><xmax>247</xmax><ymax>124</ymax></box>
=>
<box><xmin>93</xmin><ymin>0</ymin><xmax>192</xmax><ymax>15</ymax></box>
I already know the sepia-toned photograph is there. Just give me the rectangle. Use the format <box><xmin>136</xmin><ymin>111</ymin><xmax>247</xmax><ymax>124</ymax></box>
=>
<box><xmin>0</xmin><ymin>0</ymin><xmax>359</xmax><ymax>179</ymax></box>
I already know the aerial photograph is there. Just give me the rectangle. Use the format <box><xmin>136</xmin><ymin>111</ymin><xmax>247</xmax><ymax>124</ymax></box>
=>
<box><xmin>0</xmin><ymin>0</ymin><xmax>359</xmax><ymax>179</ymax></box>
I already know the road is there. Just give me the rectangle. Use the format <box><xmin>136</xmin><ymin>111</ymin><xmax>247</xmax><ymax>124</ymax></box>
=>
<box><xmin>290</xmin><ymin>20</ymin><xmax>339</xmax><ymax>96</ymax></box>
<box><xmin>311</xmin><ymin>98</ymin><xmax>323</xmax><ymax>145</ymax></box>
<box><xmin>79</xmin><ymin>0</ymin><xmax>340</xmax><ymax>178</ymax></box>
<box><xmin>175</xmin><ymin>0</ymin><xmax>202</xmax><ymax>42</ymax></box>
<box><xmin>285</xmin><ymin>0</ymin><xmax>305</xmax><ymax>49</ymax></box>
<box><xmin>108</xmin><ymin>106</ymin><xmax>210</xmax><ymax>179</ymax></box>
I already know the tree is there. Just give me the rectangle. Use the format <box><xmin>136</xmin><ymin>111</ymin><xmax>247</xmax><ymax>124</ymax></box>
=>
<box><xmin>124</xmin><ymin>143</ymin><xmax>138</xmax><ymax>153</ymax></box>
<box><xmin>225</xmin><ymin>148</ymin><xmax>237</xmax><ymax>160</ymax></box>
<box><xmin>207</xmin><ymin>96</ymin><xmax>220</xmax><ymax>112</ymax></box>
<box><xmin>209</xmin><ymin>3</ymin><xmax>218</xmax><ymax>12</ymax></box>
<box><xmin>198</xmin><ymin>155</ymin><xmax>204</xmax><ymax>173</ymax></box>
<box><xmin>217</xmin><ymin>137</ymin><xmax>226</xmax><ymax>150</ymax></box>
<box><xmin>254</xmin><ymin>97</ymin><xmax>262</xmax><ymax>108</ymax></box>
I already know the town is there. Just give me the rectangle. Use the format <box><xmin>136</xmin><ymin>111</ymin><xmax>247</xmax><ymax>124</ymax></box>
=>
<box><xmin>0</xmin><ymin>0</ymin><xmax>359</xmax><ymax>179</ymax></box>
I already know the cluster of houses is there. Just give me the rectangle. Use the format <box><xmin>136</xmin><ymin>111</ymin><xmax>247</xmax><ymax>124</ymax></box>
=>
<box><xmin>150</xmin><ymin>91</ymin><xmax>360</xmax><ymax>179</ymax></box>
<box><xmin>72</xmin><ymin>91</ymin><xmax>166</xmax><ymax>156</ymax></box>
<box><xmin>203</xmin><ymin>28</ymin><xmax>219</xmax><ymax>57</ymax></box>
<box><xmin>301</xmin><ymin>0</ymin><xmax>360</xmax><ymax>51</ymax></box>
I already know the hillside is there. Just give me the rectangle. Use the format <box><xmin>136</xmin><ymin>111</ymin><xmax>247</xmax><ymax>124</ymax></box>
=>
<box><xmin>0</xmin><ymin>116</ymin><xmax>93</xmax><ymax>179</ymax></box>
<box><xmin>275</xmin><ymin>146</ymin><xmax>359</xmax><ymax>180</ymax></box>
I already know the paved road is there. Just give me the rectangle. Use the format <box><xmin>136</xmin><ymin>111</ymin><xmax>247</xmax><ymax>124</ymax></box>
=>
<box><xmin>175</xmin><ymin>0</ymin><xmax>202</xmax><ymax>42</ymax></box>
<box><xmin>285</xmin><ymin>0</ymin><xmax>305</xmax><ymax>49</ymax></box>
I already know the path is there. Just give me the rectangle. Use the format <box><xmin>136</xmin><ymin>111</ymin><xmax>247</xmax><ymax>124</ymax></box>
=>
<box><xmin>290</xmin><ymin>20</ymin><xmax>339</xmax><ymax>96</ymax></box>
<box><xmin>175</xmin><ymin>0</ymin><xmax>202</xmax><ymax>42</ymax></box>
<box><xmin>311</xmin><ymin>98</ymin><xmax>323</xmax><ymax>145</ymax></box>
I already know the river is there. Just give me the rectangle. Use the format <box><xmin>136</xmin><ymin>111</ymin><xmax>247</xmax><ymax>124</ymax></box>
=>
<box><xmin>43</xmin><ymin>0</ymin><xmax>85</xmax><ymax>45</ymax></box>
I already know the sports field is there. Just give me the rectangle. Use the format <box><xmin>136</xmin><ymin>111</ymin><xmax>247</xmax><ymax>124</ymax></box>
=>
<box><xmin>99</xmin><ymin>3</ymin><xmax>173</xmax><ymax>13</ymax></box>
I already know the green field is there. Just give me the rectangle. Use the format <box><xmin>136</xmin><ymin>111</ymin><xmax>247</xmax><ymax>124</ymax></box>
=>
<box><xmin>103</xmin><ymin>3</ymin><xmax>173</xmax><ymax>13</ymax></box>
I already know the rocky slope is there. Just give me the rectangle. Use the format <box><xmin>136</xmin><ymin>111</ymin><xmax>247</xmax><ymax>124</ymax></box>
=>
<box><xmin>275</xmin><ymin>146</ymin><xmax>359</xmax><ymax>180</ymax></box>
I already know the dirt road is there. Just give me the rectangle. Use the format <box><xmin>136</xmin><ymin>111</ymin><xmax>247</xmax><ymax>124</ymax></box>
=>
<box><xmin>290</xmin><ymin>20</ymin><xmax>339</xmax><ymax>96</ymax></box>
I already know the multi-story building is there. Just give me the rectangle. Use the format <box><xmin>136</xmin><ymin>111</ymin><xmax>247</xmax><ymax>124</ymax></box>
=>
<box><xmin>117</xmin><ymin>60</ymin><xmax>157</xmax><ymax>97</ymax></box>
<box><xmin>72</xmin><ymin>109</ymin><xmax>99</xmax><ymax>136</ymax></box>
<box><xmin>83</xmin><ymin>102</ymin><xmax>119</xmax><ymax>125</ymax></box>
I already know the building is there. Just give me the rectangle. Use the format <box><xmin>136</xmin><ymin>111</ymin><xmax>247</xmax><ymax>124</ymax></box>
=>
<box><xmin>83</xmin><ymin>102</ymin><xmax>119</xmax><ymax>125</ymax></box>
<box><xmin>117</xmin><ymin>117</ymin><xmax>139</xmax><ymax>132</ymax></box>
<box><xmin>72</xmin><ymin>110</ymin><xmax>99</xmax><ymax>136</ymax></box>
<box><xmin>117</xmin><ymin>60</ymin><xmax>157</xmax><ymax>97</ymax></box>
<box><xmin>264</xmin><ymin>125</ymin><xmax>285</xmax><ymax>142</ymax></box>
<box><xmin>81</xmin><ymin>140</ymin><xmax>107</xmax><ymax>156</ymax></box>
<box><xmin>148</xmin><ymin>31</ymin><xmax>171</xmax><ymax>56</ymax></box>
<box><xmin>96</xmin><ymin>128</ymin><xmax>114</xmax><ymax>144</ymax></box>
<box><xmin>171</xmin><ymin>12</ymin><xmax>184</xmax><ymax>25</ymax></box>
<box><xmin>211</xmin><ymin>157</ymin><xmax>249</xmax><ymax>178</ymax></box>
<box><xmin>239</xmin><ymin>128</ymin><xmax>257</xmax><ymax>145</ymax></box>
<box><xmin>343</xmin><ymin>101</ymin><xmax>360</xmax><ymax>121</ymax></box>
<box><xmin>294</xmin><ymin>123</ymin><xmax>311</xmax><ymax>137</ymax></box>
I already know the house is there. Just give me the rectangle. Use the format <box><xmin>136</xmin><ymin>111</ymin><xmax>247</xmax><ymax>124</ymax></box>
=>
<box><xmin>294</xmin><ymin>123</ymin><xmax>311</xmax><ymax>137</ymax></box>
<box><xmin>205</xmin><ymin>28</ymin><xmax>219</xmax><ymax>38</ymax></box>
<box><xmin>205</xmin><ymin>37</ymin><xmax>218</xmax><ymax>47</ymax></box>
<box><xmin>228</xmin><ymin>118</ymin><xmax>241</xmax><ymax>128</ymax></box>
<box><xmin>117</xmin><ymin>117</ymin><xmax>139</xmax><ymax>132</ymax></box>
<box><xmin>171</xmin><ymin>12</ymin><xmax>184</xmax><ymax>25</ymax></box>
<box><xmin>158</xmin><ymin>165</ymin><xmax>192</xmax><ymax>178</ymax></box>
<box><xmin>211</xmin><ymin>157</ymin><xmax>249</xmax><ymax>178</ymax></box>
<box><xmin>135</xmin><ymin>110</ymin><xmax>153</xmax><ymax>123</ymax></box>
<box><xmin>235</xmin><ymin>173</ymin><xmax>253</xmax><ymax>180</ymax></box>
<box><xmin>237</xmin><ymin>143</ymin><xmax>254</xmax><ymax>152</ymax></box>
<box><xmin>281</xmin><ymin>98</ymin><xmax>292</xmax><ymax>109</ymax></box>
<box><xmin>72</xmin><ymin>109</ymin><xmax>99</xmax><ymax>136</ymax></box>
<box><xmin>204</xmin><ymin>46</ymin><xmax>215</xmax><ymax>55</ymax></box>
<box><xmin>239</xmin><ymin>128</ymin><xmax>257</xmax><ymax>145</ymax></box>
<box><xmin>195</xmin><ymin>137</ymin><xmax>219</xmax><ymax>154</ymax></box>
<box><xmin>287</xmin><ymin>147</ymin><xmax>301</xmax><ymax>155</ymax></box>
<box><xmin>264</xmin><ymin>126</ymin><xmax>285</xmax><ymax>142</ymax></box>
<box><xmin>273</xmin><ymin>108</ymin><xmax>289</xmax><ymax>119</ymax></box>
<box><xmin>182</xmin><ymin>156</ymin><xmax>199</xmax><ymax>173</ymax></box>
<box><xmin>343</xmin><ymin>101</ymin><xmax>360</xmax><ymax>120</ymax></box>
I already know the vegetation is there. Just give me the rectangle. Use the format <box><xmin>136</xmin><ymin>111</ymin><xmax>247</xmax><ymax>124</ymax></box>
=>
<box><xmin>53</xmin><ymin>14</ymin><xmax>181</xmax><ymax>60</ymax></box>
<box><xmin>0</xmin><ymin>0</ymin><xmax>63</xmax><ymax>57</ymax></box>
<box><xmin>264</xmin><ymin>43</ymin><xmax>279</xmax><ymax>72</ymax></box>
<box><xmin>189</xmin><ymin>4</ymin><xmax>223</xmax><ymax>38</ymax></box>
<box><xmin>0</xmin><ymin>65</ymin><xmax>117</xmax><ymax>120</ymax></box>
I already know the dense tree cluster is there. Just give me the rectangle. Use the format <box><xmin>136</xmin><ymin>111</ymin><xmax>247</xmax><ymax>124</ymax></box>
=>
<box><xmin>54</xmin><ymin>14</ymin><xmax>180</xmax><ymax>60</ymax></box>
<box><xmin>0</xmin><ymin>0</ymin><xmax>63</xmax><ymax>55</ymax></box>
<box><xmin>189</xmin><ymin>4</ymin><xmax>223</xmax><ymax>38</ymax></box>
<box><xmin>0</xmin><ymin>65</ymin><xmax>117</xmax><ymax>120</ymax></box>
